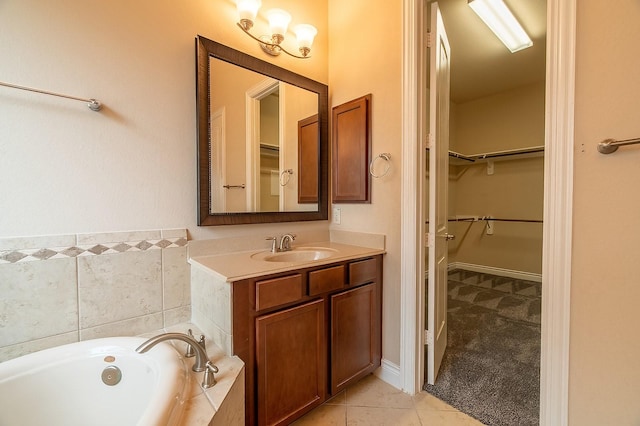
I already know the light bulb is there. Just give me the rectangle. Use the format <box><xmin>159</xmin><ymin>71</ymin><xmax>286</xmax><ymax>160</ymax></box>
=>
<box><xmin>236</xmin><ymin>0</ymin><xmax>261</xmax><ymax>30</ymax></box>
<box><xmin>266</xmin><ymin>8</ymin><xmax>291</xmax><ymax>40</ymax></box>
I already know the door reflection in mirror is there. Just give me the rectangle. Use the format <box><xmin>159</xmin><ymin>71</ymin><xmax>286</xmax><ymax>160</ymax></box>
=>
<box><xmin>209</xmin><ymin>56</ymin><xmax>318</xmax><ymax>214</ymax></box>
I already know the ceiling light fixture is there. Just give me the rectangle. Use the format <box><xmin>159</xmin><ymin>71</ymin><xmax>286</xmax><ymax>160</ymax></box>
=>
<box><xmin>468</xmin><ymin>0</ymin><xmax>532</xmax><ymax>53</ymax></box>
<box><xmin>235</xmin><ymin>0</ymin><xmax>317</xmax><ymax>59</ymax></box>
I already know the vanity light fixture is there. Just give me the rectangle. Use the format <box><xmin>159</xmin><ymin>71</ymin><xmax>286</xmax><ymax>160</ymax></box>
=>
<box><xmin>468</xmin><ymin>0</ymin><xmax>532</xmax><ymax>53</ymax></box>
<box><xmin>235</xmin><ymin>0</ymin><xmax>317</xmax><ymax>59</ymax></box>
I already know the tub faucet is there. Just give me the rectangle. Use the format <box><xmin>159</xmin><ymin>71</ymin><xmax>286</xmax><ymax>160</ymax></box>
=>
<box><xmin>136</xmin><ymin>332</ymin><xmax>210</xmax><ymax>373</ymax></box>
<box><xmin>279</xmin><ymin>233</ymin><xmax>296</xmax><ymax>251</ymax></box>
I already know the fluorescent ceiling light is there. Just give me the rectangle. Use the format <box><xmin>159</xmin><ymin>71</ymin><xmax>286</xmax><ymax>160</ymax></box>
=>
<box><xmin>468</xmin><ymin>0</ymin><xmax>533</xmax><ymax>53</ymax></box>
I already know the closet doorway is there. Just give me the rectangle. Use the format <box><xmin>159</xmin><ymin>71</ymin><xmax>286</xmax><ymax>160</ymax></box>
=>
<box><xmin>422</xmin><ymin>0</ymin><xmax>546</xmax><ymax>424</ymax></box>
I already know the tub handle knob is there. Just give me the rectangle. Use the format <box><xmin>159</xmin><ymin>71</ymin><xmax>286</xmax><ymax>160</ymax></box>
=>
<box><xmin>202</xmin><ymin>361</ymin><xmax>219</xmax><ymax>389</ymax></box>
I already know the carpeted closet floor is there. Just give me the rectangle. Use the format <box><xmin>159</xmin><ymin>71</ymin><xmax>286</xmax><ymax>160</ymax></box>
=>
<box><xmin>424</xmin><ymin>269</ymin><xmax>541</xmax><ymax>426</ymax></box>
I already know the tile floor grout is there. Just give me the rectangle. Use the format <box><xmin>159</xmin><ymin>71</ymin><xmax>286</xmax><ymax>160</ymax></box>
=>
<box><xmin>293</xmin><ymin>374</ymin><xmax>484</xmax><ymax>425</ymax></box>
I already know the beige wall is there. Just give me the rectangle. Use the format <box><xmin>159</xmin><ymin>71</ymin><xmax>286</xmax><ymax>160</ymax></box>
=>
<box><xmin>328</xmin><ymin>0</ymin><xmax>403</xmax><ymax>365</ymax></box>
<box><xmin>570</xmin><ymin>1</ymin><xmax>640</xmax><ymax>424</ymax></box>
<box><xmin>0</xmin><ymin>0</ymin><xmax>329</xmax><ymax>241</ymax></box>
<box><xmin>450</xmin><ymin>158</ymin><xmax>543</xmax><ymax>274</ymax></box>
<box><xmin>453</xmin><ymin>82</ymin><xmax>545</xmax><ymax>154</ymax></box>
<box><xmin>449</xmin><ymin>83</ymin><xmax>545</xmax><ymax>274</ymax></box>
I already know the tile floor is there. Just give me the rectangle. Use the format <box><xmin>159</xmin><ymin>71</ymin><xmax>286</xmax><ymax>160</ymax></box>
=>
<box><xmin>293</xmin><ymin>374</ymin><xmax>485</xmax><ymax>426</ymax></box>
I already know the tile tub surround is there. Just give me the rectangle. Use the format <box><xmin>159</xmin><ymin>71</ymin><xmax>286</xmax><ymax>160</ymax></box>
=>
<box><xmin>144</xmin><ymin>323</ymin><xmax>245</xmax><ymax>426</ymax></box>
<box><xmin>0</xmin><ymin>229</ymin><xmax>191</xmax><ymax>362</ymax></box>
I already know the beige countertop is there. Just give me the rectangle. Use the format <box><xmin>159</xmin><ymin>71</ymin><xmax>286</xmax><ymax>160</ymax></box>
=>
<box><xmin>189</xmin><ymin>241</ymin><xmax>385</xmax><ymax>282</ymax></box>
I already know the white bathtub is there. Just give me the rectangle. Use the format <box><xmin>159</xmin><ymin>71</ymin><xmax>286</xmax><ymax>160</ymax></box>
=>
<box><xmin>0</xmin><ymin>337</ymin><xmax>190</xmax><ymax>426</ymax></box>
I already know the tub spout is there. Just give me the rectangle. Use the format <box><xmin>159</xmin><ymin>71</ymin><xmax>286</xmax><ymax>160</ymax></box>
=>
<box><xmin>136</xmin><ymin>332</ymin><xmax>209</xmax><ymax>372</ymax></box>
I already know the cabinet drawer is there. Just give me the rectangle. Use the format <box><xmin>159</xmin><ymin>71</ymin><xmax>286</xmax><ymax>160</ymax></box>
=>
<box><xmin>309</xmin><ymin>265</ymin><xmax>345</xmax><ymax>296</ymax></box>
<box><xmin>349</xmin><ymin>258</ymin><xmax>377</xmax><ymax>286</ymax></box>
<box><xmin>256</xmin><ymin>274</ymin><xmax>303</xmax><ymax>311</ymax></box>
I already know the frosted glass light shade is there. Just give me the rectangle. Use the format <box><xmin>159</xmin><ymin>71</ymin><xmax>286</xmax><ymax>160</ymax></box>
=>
<box><xmin>293</xmin><ymin>24</ymin><xmax>317</xmax><ymax>50</ymax></box>
<box><xmin>266</xmin><ymin>8</ymin><xmax>291</xmax><ymax>37</ymax></box>
<box><xmin>236</xmin><ymin>0</ymin><xmax>261</xmax><ymax>23</ymax></box>
<box><xmin>468</xmin><ymin>0</ymin><xmax>532</xmax><ymax>53</ymax></box>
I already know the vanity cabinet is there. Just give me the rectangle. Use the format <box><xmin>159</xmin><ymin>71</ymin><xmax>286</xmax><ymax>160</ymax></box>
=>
<box><xmin>255</xmin><ymin>299</ymin><xmax>326</xmax><ymax>425</ymax></box>
<box><xmin>232</xmin><ymin>254</ymin><xmax>382</xmax><ymax>426</ymax></box>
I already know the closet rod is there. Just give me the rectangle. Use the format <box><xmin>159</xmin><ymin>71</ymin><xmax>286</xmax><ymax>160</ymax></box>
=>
<box><xmin>426</xmin><ymin>217</ymin><xmax>543</xmax><ymax>224</ymax></box>
<box><xmin>597</xmin><ymin>137</ymin><xmax>640</xmax><ymax>154</ymax></box>
<box><xmin>471</xmin><ymin>146</ymin><xmax>544</xmax><ymax>160</ymax></box>
<box><xmin>0</xmin><ymin>80</ymin><xmax>102</xmax><ymax>111</ymax></box>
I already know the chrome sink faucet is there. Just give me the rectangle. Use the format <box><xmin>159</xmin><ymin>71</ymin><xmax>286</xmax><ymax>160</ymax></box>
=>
<box><xmin>279</xmin><ymin>233</ymin><xmax>296</xmax><ymax>251</ymax></box>
<box><xmin>136</xmin><ymin>332</ymin><xmax>219</xmax><ymax>388</ymax></box>
<box><xmin>266</xmin><ymin>234</ymin><xmax>296</xmax><ymax>252</ymax></box>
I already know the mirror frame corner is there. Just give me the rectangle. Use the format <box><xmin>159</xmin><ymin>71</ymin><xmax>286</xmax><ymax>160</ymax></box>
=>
<box><xmin>196</xmin><ymin>35</ymin><xmax>329</xmax><ymax>226</ymax></box>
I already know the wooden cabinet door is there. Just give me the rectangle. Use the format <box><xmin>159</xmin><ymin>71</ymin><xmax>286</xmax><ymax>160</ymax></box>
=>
<box><xmin>330</xmin><ymin>283</ymin><xmax>381</xmax><ymax>394</ymax></box>
<box><xmin>256</xmin><ymin>299</ymin><xmax>326</xmax><ymax>426</ymax></box>
<box><xmin>331</xmin><ymin>94</ymin><xmax>371</xmax><ymax>203</ymax></box>
<box><xmin>298</xmin><ymin>114</ymin><xmax>319</xmax><ymax>203</ymax></box>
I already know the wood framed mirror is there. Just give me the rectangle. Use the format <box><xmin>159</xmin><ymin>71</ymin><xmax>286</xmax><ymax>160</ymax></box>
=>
<box><xmin>196</xmin><ymin>35</ymin><xmax>329</xmax><ymax>226</ymax></box>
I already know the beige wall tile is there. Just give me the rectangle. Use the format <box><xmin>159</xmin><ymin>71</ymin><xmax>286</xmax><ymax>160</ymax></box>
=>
<box><xmin>0</xmin><ymin>258</ymin><xmax>77</xmax><ymax>346</ymax></box>
<box><xmin>0</xmin><ymin>234</ymin><xmax>76</xmax><ymax>251</ymax></box>
<box><xmin>79</xmin><ymin>313</ymin><xmax>163</xmax><ymax>340</ymax></box>
<box><xmin>76</xmin><ymin>230</ymin><xmax>162</xmax><ymax>245</ymax></box>
<box><xmin>78</xmin><ymin>250</ymin><xmax>162</xmax><ymax>328</ymax></box>
<box><xmin>162</xmin><ymin>246</ymin><xmax>190</xmax><ymax>310</ymax></box>
<box><xmin>0</xmin><ymin>331</ymin><xmax>78</xmax><ymax>362</ymax></box>
<box><xmin>190</xmin><ymin>266</ymin><xmax>232</xmax><ymax>355</ymax></box>
<box><xmin>164</xmin><ymin>305</ymin><xmax>191</xmax><ymax>328</ymax></box>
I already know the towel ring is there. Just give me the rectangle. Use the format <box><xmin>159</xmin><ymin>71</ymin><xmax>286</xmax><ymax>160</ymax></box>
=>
<box><xmin>280</xmin><ymin>169</ymin><xmax>293</xmax><ymax>186</ymax></box>
<box><xmin>369</xmin><ymin>153</ymin><xmax>391</xmax><ymax>178</ymax></box>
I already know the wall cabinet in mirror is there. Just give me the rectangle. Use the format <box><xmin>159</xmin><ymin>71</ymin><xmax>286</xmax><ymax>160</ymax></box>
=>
<box><xmin>196</xmin><ymin>36</ymin><xmax>329</xmax><ymax>225</ymax></box>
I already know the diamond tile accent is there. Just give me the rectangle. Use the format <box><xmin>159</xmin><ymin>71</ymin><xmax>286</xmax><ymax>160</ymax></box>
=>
<box><xmin>113</xmin><ymin>243</ymin><xmax>133</xmax><ymax>253</ymax></box>
<box><xmin>1</xmin><ymin>251</ymin><xmax>28</xmax><ymax>263</ymax></box>
<box><xmin>0</xmin><ymin>232</ymin><xmax>188</xmax><ymax>264</ymax></box>
<box><xmin>31</xmin><ymin>249</ymin><xmax>58</xmax><ymax>260</ymax></box>
<box><xmin>61</xmin><ymin>247</ymin><xmax>86</xmax><ymax>257</ymax></box>
<box><xmin>135</xmin><ymin>241</ymin><xmax>152</xmax><ymax>250</ymax></box>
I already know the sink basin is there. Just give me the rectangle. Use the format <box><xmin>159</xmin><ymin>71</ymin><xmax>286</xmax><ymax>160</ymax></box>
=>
<box><xmin>252</xmin><ymin>247</ymin><xmax>338</xmax><ymax>263</ymax></box>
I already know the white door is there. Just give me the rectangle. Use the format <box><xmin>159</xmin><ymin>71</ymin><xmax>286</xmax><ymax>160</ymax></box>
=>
<box><xmin>426</xmin><ymin>1</ymin><xmax>451</xmax><ymax>385</ymax></box>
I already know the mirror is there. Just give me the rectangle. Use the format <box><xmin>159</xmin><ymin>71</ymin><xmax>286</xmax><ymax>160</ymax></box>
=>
<box><xmin>196</xmin><ymin>36</ymin><xmax>329</xmax><ymax>226</ymax></box>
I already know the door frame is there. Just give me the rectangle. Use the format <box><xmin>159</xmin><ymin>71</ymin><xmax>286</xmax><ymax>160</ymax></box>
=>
<box><xmin>400</xmin><ymin>0</ymin><xmax>576</xmax><ymax>425</ymax></box>
<box><xmin>245</xmin><ymin>78</ymin><xmax>280</xmax><ymax>212</ymax></box>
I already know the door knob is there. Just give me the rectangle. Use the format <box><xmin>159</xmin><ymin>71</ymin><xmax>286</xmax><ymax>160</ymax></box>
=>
<box><xmin>444</xmin><ymin>234</ymin><xmax>455</xmax><ymax>241</ymax></box>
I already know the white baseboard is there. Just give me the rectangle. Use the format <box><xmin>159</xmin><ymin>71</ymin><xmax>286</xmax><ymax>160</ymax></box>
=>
<box><xmin>374</xmin><ymin>358</ymin><xmax>402</xmax><ymax>390</ymax></box>
<box><xmin>447</xmin><ymin>262</ymin><xmax>542</xmax><ymax>282</ymax></box>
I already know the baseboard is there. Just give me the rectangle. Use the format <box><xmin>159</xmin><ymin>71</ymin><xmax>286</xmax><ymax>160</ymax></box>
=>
<box><xmin>374</xmin><ymin>358</ymin><xmax>402</xmax><ymax>390</ymax></box>
<box><xmin>447</xmin><ymin>262</ymin><xmax>542</xmax><ymax>283</ymax></box>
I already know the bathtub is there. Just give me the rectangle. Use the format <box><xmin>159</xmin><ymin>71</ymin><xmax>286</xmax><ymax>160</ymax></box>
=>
<box><xmin>0</xmin><ymin>337</ymin><xmax>190</xmax><ymax>426</ymax></box>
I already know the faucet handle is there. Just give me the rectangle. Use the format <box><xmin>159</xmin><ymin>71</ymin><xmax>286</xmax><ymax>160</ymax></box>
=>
<box><xmin>266</xmin><ymin>236</ymin><xmax>278</xmax><ymax>252</ymax></box>
<box><xmin>198</xmin><ymin>335</ymin><xmax>206</xmax><ymax>349</ymax></box>
<box><xmin>202</xmin><ymin>361</ymin><xmax>219</xmax><ymax>389</ymax></box>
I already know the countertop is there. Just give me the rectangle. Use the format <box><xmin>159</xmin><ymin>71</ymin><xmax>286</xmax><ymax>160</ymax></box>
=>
<box><xmin>188</xmin><ymin>241</ymin><xmax>385</xmax><ymax>282</ymax></box>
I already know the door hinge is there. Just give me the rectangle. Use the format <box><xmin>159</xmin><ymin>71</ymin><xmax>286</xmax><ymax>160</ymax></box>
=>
<box><xmin>425</xmin><ymin>233</ymin><xmax>434</xmax><ymax>247</ymax></box>
<box><xmin>425</xmin><ymin>329</ymin><xmax>434</xmax><ymax>345</ymax></box>
<box><xmin>426</xmin><ymin>31</ymin><xmax>432</xmax><ymax>49</ymax></box>
<box><xmin>424</xmin><ymin>133</ymin><xmax>434</xmax><ymax>150</ymax></box>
